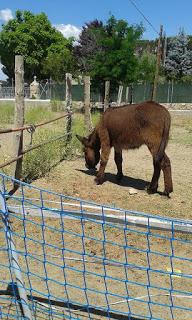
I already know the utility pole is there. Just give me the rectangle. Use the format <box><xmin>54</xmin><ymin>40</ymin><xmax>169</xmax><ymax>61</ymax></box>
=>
<box><xmin>152</xmin><ymin>25</ymin><xmax>163</xmax><ymax>101</ymax></box>
<box><xmin>162</xmin><ymin>32</ymin><xmax>167</xmax><ymax>66</ymax></box>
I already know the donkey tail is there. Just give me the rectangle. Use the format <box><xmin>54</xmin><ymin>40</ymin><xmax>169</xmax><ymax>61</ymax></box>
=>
<box><xmin>155</xmin><ymin>118</ymin><xmax>170</xmax><ymax>162</ymax></box>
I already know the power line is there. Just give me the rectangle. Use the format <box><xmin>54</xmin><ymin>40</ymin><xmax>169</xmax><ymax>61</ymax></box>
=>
<box><xmin>128</xmin><ymin>0</ymin><xmax>159</xmax><ymax>35</ymax></box>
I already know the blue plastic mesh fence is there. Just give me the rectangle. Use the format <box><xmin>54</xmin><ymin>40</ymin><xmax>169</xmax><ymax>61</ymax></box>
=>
<box><xmin>0</xmin><ymin>172</ymin><xmax>192</xmax><ymax>320</ymax></box>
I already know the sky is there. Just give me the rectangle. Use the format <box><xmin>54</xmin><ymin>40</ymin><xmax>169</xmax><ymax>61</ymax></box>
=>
<box><xmin>0</xmin><ymin>0</ymin><xmax>192</xmax><ymax>79</ymax></box>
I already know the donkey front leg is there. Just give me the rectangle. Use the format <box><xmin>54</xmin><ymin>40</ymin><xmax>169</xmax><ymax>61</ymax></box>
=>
<box><xmin>114</xmin><ymin>150</ymin><xmax>123</xmax><ymax>182</ymax></box>
<box><xmin>95</xmin><ymin>146</ymin><xmax>111</xmax><ymax>184</ymax></box>
<box><xmin>95</xmin><ymin>129</ymin><xmax>111</xmax><ymax>184</ymax></box>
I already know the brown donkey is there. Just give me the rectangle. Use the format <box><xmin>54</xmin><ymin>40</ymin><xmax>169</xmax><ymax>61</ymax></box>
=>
<box><xmin>77</xmin><ymin>101</ymin><xmax>173</xmax><ymax>196</ymax></box>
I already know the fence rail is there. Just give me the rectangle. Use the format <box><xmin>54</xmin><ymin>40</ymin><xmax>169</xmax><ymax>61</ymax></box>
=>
<box><xmin>0</xmin><ymin>173</ymin><xmax>192</xmax><ymax>319</ymax></box>
<box><xmin>0</xmin><ymin>112</ymin><xmax>71</xmax><ymax>135</ymax></box>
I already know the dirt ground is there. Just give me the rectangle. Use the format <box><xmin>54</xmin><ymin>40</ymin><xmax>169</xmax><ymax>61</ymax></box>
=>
<box><xmin>0</xmin><ymin>111</ymin><xmax>192</xmax><ymax>319</ymax></box>
<box><xmin>33</xmin><ymin>115</ymin><xmax>192</xmax><ymax>221</ymax></box>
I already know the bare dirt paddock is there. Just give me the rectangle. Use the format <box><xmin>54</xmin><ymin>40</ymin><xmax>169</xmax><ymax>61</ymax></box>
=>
<box><xmin>0</xmin><ymin>111</ymin><xmax>192</xmax><ymax>320</ymax></box>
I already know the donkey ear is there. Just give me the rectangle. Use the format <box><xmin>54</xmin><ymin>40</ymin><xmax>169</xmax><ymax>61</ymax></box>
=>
<box><xmin>76</xmin><ymin>134</ymin><xmax>89</xmax><ymax>146</ymax></box>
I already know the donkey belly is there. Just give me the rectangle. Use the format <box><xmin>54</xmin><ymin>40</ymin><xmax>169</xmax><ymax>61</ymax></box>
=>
<box><xmin>112</xmin><ymin>132</ymin><xmax>144</xmax><ymax>150</ymax></box>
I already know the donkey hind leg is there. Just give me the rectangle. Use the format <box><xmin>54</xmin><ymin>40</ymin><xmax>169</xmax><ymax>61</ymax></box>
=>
<box><xmin>161</xmin><ymin>153</ymin><xmax>173</xmax><ymax>196</ymax></box>
<box><xmin>114</xmin><ymin>150</ymin><xmax>123</xmax><ymax>182</ymax></box>
<box><xmin>147</xmin><ymin>145</ymin><xmax>161</xmax><ymax>194</ymax></box>
<box><xmin>147</xmin><ymin>158</ymin><xmax>161</xmax><ymax>194</ymax></box>
<box><xmin>95</xmin><ymin>129</ymin><xmax>111</xmax><ymax>185</ymax></box>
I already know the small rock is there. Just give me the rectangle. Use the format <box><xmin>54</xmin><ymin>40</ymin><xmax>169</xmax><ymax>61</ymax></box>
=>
<box><xmin>129</xmin><ymin>188</ymin><xmax>138</xmax><ymax>195</ymax></box>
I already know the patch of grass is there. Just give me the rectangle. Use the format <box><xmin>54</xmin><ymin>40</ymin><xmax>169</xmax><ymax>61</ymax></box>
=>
<box><xmin>25</xmin><ymin>106</ymin><xmax>54</xmax><ymax>124</ymax></box>
<box><xmin>51</xmin><ymin>100</ymin><xmax>64</xmax><ymax>112</ymax></box>
<box><xmin>22</xmin><ymin>128</ymin><xmax>67</xmax><ymax>181</ymax></box>
<box><xmin>0</xmin><ymin>103</ymin><xmax>14</xmax><ymax>125</ymax></box>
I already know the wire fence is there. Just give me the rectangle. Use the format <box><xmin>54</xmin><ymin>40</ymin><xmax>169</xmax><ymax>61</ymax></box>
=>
<box><xmin>0</xmin><ymin>173</ymin><xmax>192</xmax><ymax>319</ymax></box>
<box><xmin>1</xmin><ymin>81</ymin><xmax>192</xmax><ymax>103</ymax></box>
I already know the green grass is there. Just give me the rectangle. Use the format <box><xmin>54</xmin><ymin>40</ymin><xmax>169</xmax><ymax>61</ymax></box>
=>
<box><xmin>0</xmin><ymin>103</ymin><xmax>14</xmax><ymax>125</ymax></box>
<box><xmin>25</xmin><ymin>106</ymin><xmax>54</xmax><ymax>124</ymax></box>
<box><xmin>22</xmin><ymin>128</ymin><xmax>67</xmax><ymax>181</ymax></box>
<box><xmin>0</xmin><ymin>104</ymin><xmax>56</xmax><ymax>126</ymax></box>
<box><xmin>22</xmin><ymin>111</ymin><xmax>101</xmax><ymax>181</ymax></box>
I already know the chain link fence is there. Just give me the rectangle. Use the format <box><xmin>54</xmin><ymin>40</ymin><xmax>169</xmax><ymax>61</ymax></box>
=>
<box><xmin>1</xmin><ymin>81</ymin><xmax>192</xmax><ymax>103</ymax></box>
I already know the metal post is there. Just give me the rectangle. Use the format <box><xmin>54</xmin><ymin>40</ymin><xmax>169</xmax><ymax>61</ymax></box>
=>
<box><xmin>0</xmin><ymin>186</ymin><xmax>32</xmax><ymax>319</ymax></box>
<box><xmin>65</xmin><ymin>73</ymin><xmax>72</xmax><ymax>141</ymax></box>
<box><xmin>84</xmin><ymin>75</ymin><xmax>93</xmax><ymax>133</ymax></box>
<box><xmin>117</xmin><ymin>85</ymin><xmax>123</xmax><ymax>105</ymax></box>
<box><xmin>125</xmin><ymin>86</ymin><xmax>129</xmax><ymax>103</ymax></box>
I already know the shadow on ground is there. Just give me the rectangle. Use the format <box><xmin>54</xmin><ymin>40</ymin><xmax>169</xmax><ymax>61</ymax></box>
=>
<box><xmin>76</xmin><ymin>169</ymin><xmax>149</xmax><ymax>190</ymax></box>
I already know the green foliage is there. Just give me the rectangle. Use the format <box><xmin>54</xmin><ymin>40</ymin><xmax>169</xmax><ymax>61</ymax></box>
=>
<box><xmin>75</xmin><ymin>15</ymin><xmax>144</xmax><ymax>90</ymax></box>
<box><xmin>164</xmin><ymin>30</ymin><xmax>192</xmax><ymax>81</ymax></box>
<box><xmin>42</xmin><ymin>37</ymin><xmax>76</xmax><ymax>82</ymax></box>
<box><xmin>92</xmin><ymin>16</ymin><xmax>144</xmax><ymax>84</ymax></box>
<box><xmin>136</xmin><ymin>51</ymin><xmax>156</xmax><ymax>82</ymax></box>
<box><xmin>0</xmin><ymin>10</ymin><xmax>74</xmax><ymax>82</ymax></box>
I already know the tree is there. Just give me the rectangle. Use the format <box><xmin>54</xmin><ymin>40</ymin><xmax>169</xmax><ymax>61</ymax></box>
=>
<box><xmin>42</xmin><ymin>37</ymin><xmax>75</xmax><ymax>82</ymax></box>
<box><xmin>93</xmin><ymin>16</ymin><xmax>144</xmax><ymax>84</ymax></box>
<box><xmin>74</xmin><ymin>16</ymin><xmax>144</xmax><ymax>90</ymax></box>
<box><xmin>164</xmin><ymin>30</ymin><xmax>192</xmax><ymax>80</ymax></box>
<box><xmin>73</xmin><ymin>19</ymin><xmax>104</xmax><ymax>73</ymax></box>
<box><xmin>0</xmin><ymin>10</ymin><xmax>74</xmax><ymax>82</ymax></box>
<box><xmin>136</xmin><ymin>51</ymin><xmax>156</xmax><ymax>82</ymax></box>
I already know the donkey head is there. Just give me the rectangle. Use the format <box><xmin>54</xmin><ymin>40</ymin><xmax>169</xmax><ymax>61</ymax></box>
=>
<box><xmin>76</xmin><ymin>133</ymin><xmax>100</xmax><ymax>170</ymax></box>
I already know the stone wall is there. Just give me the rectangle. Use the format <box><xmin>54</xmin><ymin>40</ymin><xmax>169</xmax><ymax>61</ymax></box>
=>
<box><xmin>163</xmin><ymin>103</ymin><xmax>192</xmax><ymax>110</ymax></box>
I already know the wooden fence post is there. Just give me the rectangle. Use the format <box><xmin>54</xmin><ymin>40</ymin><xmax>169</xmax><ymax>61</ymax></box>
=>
<box><xmin>104</xmin><ymin>80</ymin><xmax>110</xmax><ymax>111</ymax></box>
<box><xmin>13</xmin><ymin>55</ymin><xmax>25</xmax><ymax>182</ymax></box>
<box><xmin>65</xmin><ymin>73</ymin><xmax>72</xmax><ymax>141</ymax></box>
<box><xmin>84</xmin><ymin>76</ymin><xmax>93</xmax><ymax>133</ymax></box>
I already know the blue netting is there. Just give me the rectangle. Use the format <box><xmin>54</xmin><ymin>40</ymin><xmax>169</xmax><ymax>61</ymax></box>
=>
<box><xmin>0</xmin><ymin>172</ymin><xmax>192</xmax><ymax>320</ymax></box>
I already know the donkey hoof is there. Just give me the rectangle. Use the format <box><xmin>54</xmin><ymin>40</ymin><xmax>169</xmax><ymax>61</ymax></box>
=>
<box><xmin>95</xmin><ymin>176</ymin><xmax>104</xmax><ymax>185</ymax></box>
<box><xmin>147</xmin><ymin>187</ymin><xmax>157</xmax><ymax>194</ymax></box>
<box><xmin>162</xmin><ymin>191</ymin><xmax>171</xmax><ymax>198</ymax></box>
